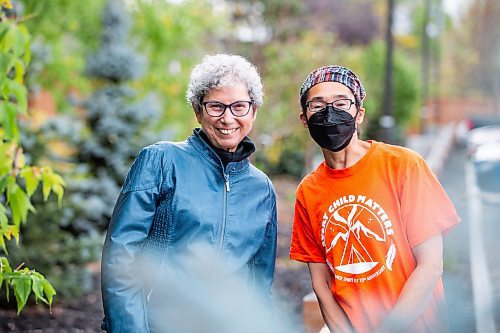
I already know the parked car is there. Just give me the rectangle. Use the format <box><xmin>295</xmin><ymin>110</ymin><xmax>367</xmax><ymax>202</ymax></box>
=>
<box><xmin>467</xmin><ymin>125</ymin><xmax>500</xmax><ymax>198</ymax></box>
<box><xmin>465</xmin><ymin>125</ymin><xmax>500</xmax><ymax>158</ymax></box>
<box><xmin>472</xmin><ymin>141</ymin><xmax>500</xmax><ymax>195</ymax></box>
<box><xmin>456</xmin><ymin>114</ymin><xmax>500</xmax><ymax>146</ymax></box>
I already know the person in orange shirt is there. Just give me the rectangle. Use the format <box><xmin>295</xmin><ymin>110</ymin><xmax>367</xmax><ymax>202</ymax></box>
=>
<box><xmin>289</xmin><ymin>65</ymin><xmax>460</xmax><ymax>333</ymax></box>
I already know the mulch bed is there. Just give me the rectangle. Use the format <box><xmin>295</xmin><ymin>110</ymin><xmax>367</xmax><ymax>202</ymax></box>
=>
<box><xmin>0</xmin><ymin>286</ymin><xmax>103</xmax><ymax>332</ymax></box>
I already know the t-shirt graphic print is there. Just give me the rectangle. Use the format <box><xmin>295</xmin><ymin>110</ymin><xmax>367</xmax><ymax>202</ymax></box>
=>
<box><xmin>321</xmin><ymin>194</ymin><xmax>396</xmax><ymax>284</ymax></box>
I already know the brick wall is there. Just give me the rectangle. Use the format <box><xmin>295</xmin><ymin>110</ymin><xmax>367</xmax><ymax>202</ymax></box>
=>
<box><xmin>425</xmin><ymin>98</ymin><xmax>496</xmax><ymax>124</ymax></box>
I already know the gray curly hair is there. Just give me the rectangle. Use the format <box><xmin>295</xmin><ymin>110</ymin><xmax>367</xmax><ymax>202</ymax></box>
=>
<box><xmin>186</xmin><ymin>54</ymin><xmax>264</xmax><ymax>112</ymax></box>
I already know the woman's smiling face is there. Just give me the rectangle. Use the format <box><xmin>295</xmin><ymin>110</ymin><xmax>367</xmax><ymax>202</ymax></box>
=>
<box><xmin>196</xmin><ymin>82</ymin><xmax>257</xmax><ymax>152</ymax></box>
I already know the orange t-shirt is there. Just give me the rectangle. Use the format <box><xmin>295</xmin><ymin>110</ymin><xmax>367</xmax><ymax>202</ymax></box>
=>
<box><xmin>290</xmin><ymin>141</ymin><xmax>460</xmax><ymax>333</ymax></box>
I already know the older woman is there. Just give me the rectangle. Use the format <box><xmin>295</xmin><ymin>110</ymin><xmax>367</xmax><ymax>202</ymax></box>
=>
<box><xmin>101</xmin><ymin>54</ymin><xmax>277</xmax><ymax>332</ymax></box>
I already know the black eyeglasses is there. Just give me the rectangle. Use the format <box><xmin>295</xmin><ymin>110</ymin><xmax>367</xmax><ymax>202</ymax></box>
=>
<box><xmin>306</xmin><ymin>99</ymin><xmax>354</xmax><ymax>113</ymax></box>
<box><xmin>202</xmin><ymin>100</ymin><xmax>253</xmax><ymax>117</ymax></box>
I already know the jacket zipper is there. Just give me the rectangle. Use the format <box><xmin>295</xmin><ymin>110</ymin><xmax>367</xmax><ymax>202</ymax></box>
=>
<box><xmin>215</xmin><ymin>172</ymin><xmax>230</xmax><ymax>278</ymax></box>
<box><xmin>225</xmin><ymin>174</ymin><xmax>230</xmax><ymax>192</ymax></box>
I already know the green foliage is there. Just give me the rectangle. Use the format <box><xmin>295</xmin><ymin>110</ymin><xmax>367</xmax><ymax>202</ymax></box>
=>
<box><xmin>5</xmin><ymin>191</ymin><xmax>102</xmax><ymax>297</ymax></box>
<box><xmin>0</xmin><ymin>6</ymin><xmax>63</xmax><ymax>313</ymax></box>
<box><xmin>255</xmin><ymin>31</ymin><xmax>367</xmax><ymax>176</ymax></box>
<box><xmin>361</xmin><ymin>41</ymin><xmax>420</xmax><ymax>141</ymax></box>
<box><xmin>445</xmin><ymin>0</ymin><xmax>499</xmax><ymax>98</ymax></box>
<box><xmin>129</xmin><ymin>0</ymin><xmax>220</xmax><ymax>138</ymax></box>
<box><xmin>8</xmin><ymin>0</ymin><xmax>159</xmax><ymax>298</ymax></box>
<box><xmin>253</xmin><ymin>33</ymin><xmax>327</xmax><ymax>175</ymax></box>
<box><xmin>19</xmin><ymin>0</ymin><xmax>106</xmax><ymax>106</ymax></box>
<box><xmin>0</xmin><ymin>258</ymin><xmax>56</xmax><ymax>314</ymax></box>
<box><xmin>19</xmin><ymin>0</ymin><xmax>222</xmax><ymax>139</ymax></box>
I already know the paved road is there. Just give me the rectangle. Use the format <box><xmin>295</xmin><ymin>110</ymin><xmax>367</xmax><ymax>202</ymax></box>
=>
<box><xmin>441</xmin><ymin>144</ymin><xmax>500</xmax><ymax>333</ymax></box>
<box><xmin>441</xmin><ymin>144</ymin><xmax>476</xmax><ymax>332</ymax></box>
<box><xmin>472</xmin><ymin>165</ymin><xmax>500</xmax><ymax>332</ymax></box>
<box><xmin>483</xmin><ymin>196</ymin><xmax>500</xmax><ymax>332</ymax></box>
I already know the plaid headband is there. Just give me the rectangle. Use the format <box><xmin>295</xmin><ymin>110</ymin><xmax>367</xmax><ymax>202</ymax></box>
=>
<box><xmin>299</xmin><ymin>65</ymin><xmax>366</xmax><ymax>106</ymax></box>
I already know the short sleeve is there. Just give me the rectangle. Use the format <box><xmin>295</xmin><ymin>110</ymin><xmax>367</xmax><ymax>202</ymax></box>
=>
<box><xmin>289</xmin><ymin>190</ymin><xmax>326</xmax><ymax>263</ymax></box>
<box><xmin>401</xmin><ymin>157</ymin><xmax>460</xmax><ymax>248</ymax></box>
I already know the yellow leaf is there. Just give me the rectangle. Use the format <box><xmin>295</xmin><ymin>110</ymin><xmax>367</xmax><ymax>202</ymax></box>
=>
<box><xmin>0</xmin><ymin>0</ymin><xmax>13</xmax><ymax>10</ymax></box>
<box><xmin>4</xmin><ymin>225</ymin><xmax>19</xmax><ymax>244</ymax></box>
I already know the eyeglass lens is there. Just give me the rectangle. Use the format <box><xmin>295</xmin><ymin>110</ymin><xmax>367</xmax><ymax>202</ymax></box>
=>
<box><xmin>203</xmin><ymin>101</ymin><xmax>252</xmax><ymax>117</ymax></box>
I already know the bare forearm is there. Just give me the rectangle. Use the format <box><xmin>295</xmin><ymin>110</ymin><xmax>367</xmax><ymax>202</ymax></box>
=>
<box><xmin>376</xmin><ymin>236</ymin><xmax>443</xmax><ymax>332</ymax></box>
<box><xmin>315</xmin><ymin>288</ymin><xmax>354</xmax><ymax>333</ymax></box>
<box><xmin>308</xmin><ymin>263</ymin><xmax>354</xmax><ymax>333</ymax></box>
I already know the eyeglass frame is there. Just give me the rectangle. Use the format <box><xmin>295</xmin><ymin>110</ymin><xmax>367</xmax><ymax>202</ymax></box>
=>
<box><xmin>201</xmin><ymin>100</ymin><xmax>254</xmax><ymax>117</ymax></box>
<box><xmin>305</xmin><ymin>98</ymin><xmax>355</xmax><ymax>113</ymax></box>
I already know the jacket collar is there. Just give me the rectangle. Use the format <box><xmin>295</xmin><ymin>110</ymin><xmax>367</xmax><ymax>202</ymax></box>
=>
<box><xmin>188</xmin><ymin>128</ymin><xmax>251</xmax><ymax>173</ymax></box>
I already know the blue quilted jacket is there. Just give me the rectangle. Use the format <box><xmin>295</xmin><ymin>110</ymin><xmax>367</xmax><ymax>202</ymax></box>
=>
<box><xmin>101</xmin><ymin>129</ymin><xmax>277</xmax><ymax>332</ymax></box>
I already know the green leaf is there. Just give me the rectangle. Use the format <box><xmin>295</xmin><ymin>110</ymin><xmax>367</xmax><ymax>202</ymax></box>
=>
<box><xmin>0</xmin><ymin>256</ymin><xmax>12</xmax><ymax>273</ymax></box>
<box><xmin>0</xmin><ymin>259</ymin><xmax>3</xmax><ymax>290</ymax></box>
<box><xmin>9</xmin><ymin>80</ymin><xmax>28</xmax><ymax>114</ymax></box>
<box><xmin>0</xmin><ymin>256</ymin><xmax>12</xmax><ymax>291</ymax></box>
<box><xmin>42</xmin><ymin>172</ymin><xmax>51</xmax><ymax>201</ymax></box>
<box><xmin>0</xmin><ymin>232</ymin><xmax>7</xmax><ymax>255</ymax></box>
<box><xmin>0</xmin><ymin>23</ymin><xmax>8</xmax><ymax>43</ymax></box>
<box><xmin>11</xmin><ymin>25</ymin><xmax>27</xmax><ymax>58</ymax></box>
<box><xmin>22</xmin><ymin>45</ymin><xmax>31</xmax><ymax>68</ymax></box>
<box><xmin>13</xmin><ymin>58</ymin><xmax>25</xmax><ymax>83</ymax></box>
<box><xmin>0</xmin><ymin>22</ymin><xmax>14</xmax><ymax>55</ymax></box>
<box><xmin>0</xmin><ymin>142</ymin><xmax>14</xmax><ymax>178</ymax></box>
<box><xmin>11</xmin><ymin>274</ymin><xmax>31</xmax><ymax>314</ymax></box>
<box><xmin>42</xmin><ymin>169</ymin><xmax>65</xmax><ymax>201</ymax></box>
<box><xmin>19</xmin><ymin>25</ymin><xmax>31</xmax><ymax>66</ymax></box>
<box><xmin>4</xmin><ymin>102</ymin><xmax>19</xmax><ymax>140</ymax></box>
<box><xmin>0</xmin><ymin>177</ymin><xmax>7</xmax><ymax>194</ymax></box>
<box><xmin>53</xmin><ymin>183</ymin><xmax>64</xmax><ymax>207</ymax></box>
<box><xmin>20</xmin><ymin>168</ymin><xmax>40</xmax><ymax>197</ymax></box>
<box><xmin>1</xmin><ymin>78</ymin><xmax>7</xmax><ymax>99</ymax></box>
<box><xmin>0</xmin><ymin>202</ymin><xmax>7</xmax><ymax>228</ymax></box>
<box><xmin>0</xmin><ymin>53</ymin><xmax>9</xmax><ymax>84</ymax></box>
<box><xmin>0</xmin><ymin>176</ymin><xmax>7</xmax><ymax>193</ymax></box>
<box><xmin>2</xmin><ymin>258</ymin><xmax>12</xmax><ymax>303</ymax></box>
<box><xmin>41</xmin><ymin>279</ymin><xmax>56</xmax><ymax>306</ymax></box>
<box><xmin>52</xmin><ymin>173</ymin><xmax>66</xmax><ymax>186</ymax></box>
<box><xmin>6</xmin><ymin>182</ymin><xmax>29</xmax><ymax>226</ymax></box>
<box><xmin>31</xmin><ymin>274</ymin><xmax>48</xmax><ymax>304</ymax></box>
<box><xmin>0</xmin><ymin>207</ymin><xmax>9</xmax><ymax>251</ymax></box>
<box><xmin>27</xmin><ymin>200</ymin><xmax>36</xmax><ymax>215</ymax></box>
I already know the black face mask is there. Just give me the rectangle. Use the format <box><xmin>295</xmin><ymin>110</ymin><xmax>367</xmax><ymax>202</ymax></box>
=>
<box><xmin>306</xmin><ymin>105</ymin><xmax>357</xmax><ymax>152</ymax></box>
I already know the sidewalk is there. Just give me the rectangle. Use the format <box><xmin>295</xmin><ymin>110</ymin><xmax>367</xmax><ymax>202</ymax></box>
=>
<box><xmin>405</xmin><ymin>123</ymin><xmax>456</xmax><ymax>176</ymax></box>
